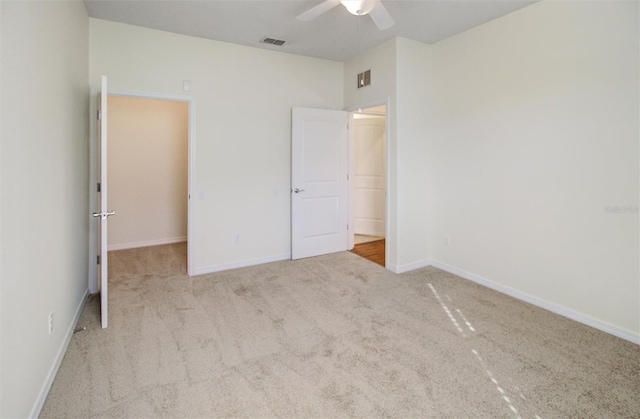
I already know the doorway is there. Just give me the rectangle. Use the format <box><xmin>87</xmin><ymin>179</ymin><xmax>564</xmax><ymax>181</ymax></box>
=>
<box><xmin>88</xmin><ymin>89</ymin><xmax>195</xmax><ymax>294</ymax></box>
<box><xmin>289</xmin><ymin>104</ymin><xmax>388</xmax><ymax>268</ymax></box>
<box><xmin>106</xmin><ymin>95</ymin><xmax>189</xmax><ymax>278</ymax></box>
<box><xmin>350</xmin><ymin>104</ymin><xmax>387</xmax><ymax>267</ymax></box>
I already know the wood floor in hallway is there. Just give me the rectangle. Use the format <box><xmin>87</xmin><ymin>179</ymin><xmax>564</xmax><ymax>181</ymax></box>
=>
<box><xmin>350</xmin><ymin>239</ymin><xmax>385</xmax><ymax>267</ymax></box>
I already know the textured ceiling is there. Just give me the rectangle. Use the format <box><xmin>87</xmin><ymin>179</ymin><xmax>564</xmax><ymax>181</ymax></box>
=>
<box><xmin>84</xmin><ymin>0</ymin><xmax>539</xmax><ymax>62</ymax></box>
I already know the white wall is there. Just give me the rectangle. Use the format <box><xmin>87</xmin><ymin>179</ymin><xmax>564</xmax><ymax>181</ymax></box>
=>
<box><xmin>344</xmin><ymin>39</ymin><xmax>397</xmax><ymax>109</ymax></box>
<box><xmin>395</xmin><ymin>38</ymin><xmax>431</xmax><ymax>270</ymax></box>
<box><xmin>90</xmin><ymin>19</ymin><xmax>344</xmax><ymax>273</ymax></box>
<box><xmin>430</xmin><ymin>0</ymin><xmax>639</xmax><ymax>339</ymax></box>
<box><xmin>108</xmin><ymin>96</ymin><xmax>188</xmax><ymax>250</ymax></box>
<box><xmin>0</xmin><ymin>1</ymin><xmax>89</xmax><ymax>417</ymax></box>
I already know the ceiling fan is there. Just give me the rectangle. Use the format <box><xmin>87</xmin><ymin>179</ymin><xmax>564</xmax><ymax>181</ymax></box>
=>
<box><xmin>296</xmin><ymin>0</ymin><xmax>395</xmax><ymax>30</ymax></box>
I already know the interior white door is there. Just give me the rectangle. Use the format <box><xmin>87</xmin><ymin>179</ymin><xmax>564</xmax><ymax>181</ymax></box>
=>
<box><xmin>353</xmin><ymin>116</ymin><xmax>386</xmax><ymax>237</ymax></box>
<box><xmin>94</xmin><ymin>75</ymin><xmax>115</xmax><ymax>329</ymax></box>
<box><xmin>291</xmin><ymin>107</ymin><xmax>349</xmax><ymax>260</ymax></box>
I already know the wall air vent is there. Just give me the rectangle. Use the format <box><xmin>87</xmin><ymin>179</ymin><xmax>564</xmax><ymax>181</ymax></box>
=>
<box><xmin>261</xmin><ymin>37</ymin><xmax>286</xmax><ymax>46</ymax></box>
<box><xmin>357</xmin><ymin>70</ymin><xmax>371</xmax><ymax>88</ymax></box>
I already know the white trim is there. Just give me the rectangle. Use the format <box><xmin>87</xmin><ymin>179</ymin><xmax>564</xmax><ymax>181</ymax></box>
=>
<box><xmin>108</xmin><ymin>89</ymin><xmax>192</xmax><ymax>103</ymax></box>
<box><xmin>348</xmin><ymin>111</ymin><xmax>354</xmax><ymax>251</ymax></box>
<box><xmin>429</xmin><ymin>259</ymin><xmax>640</xmax><ymax>345</ymax></box>
<box><xmin>107</xmin><ymin>237</ymin><xmax>187</xmax><ymax>251</ymax></box>
<box><xmin>100</xmin><ymin>76</ymin><xmax>109</xmax><ymax>329</ymax></box>
<box><xmin>88</xmin><ymin>88</ymin><xmax>99</xmax><ymax>294</ymax></box>
<box><xmin>193</xmin><ymin>254</ymin><xmax>291</xmax><ymax>276</ymax></box>
<box><xmin>345</xmin><ymin>98</ymin><xmax>390</xmax><ymax>114</ymax></box>
<box><xmin>29</xmin><ymin>289</ymin><xmax>89</xmax><ymax>419</ymax></box>
<box><xmin>388</xmin><ymin>259</ymin><xmax>431</xmax><ymax>274</ymax></box>
<box><xmin>187</xmin><ymin>100</ymin><xmax>196</xmax><ymax>277</ymax></box>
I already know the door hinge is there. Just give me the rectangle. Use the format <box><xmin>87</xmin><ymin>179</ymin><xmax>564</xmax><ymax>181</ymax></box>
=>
<box><xmin>347</xmin><ymin>224</ymin><xmax>349</xmax><ymax>230</ymax></box>
<box><xmin>97</xmin><ymin>182</ymin><xmax>101</xmax><ymax>192</ymax></box>
<box><xmin>347</xmin><ymin>173</ymin><xmax>349</xmax><ymax>180</ymax></box>
<box><xmin>97</xmin><ymin>255</ymin><xmax>101</xmax><ymax>265</ymax></box>
<box><xmin>97</xmin><ymin>110</ymin><xmax>101</xmax><ymax>120</ymax></box>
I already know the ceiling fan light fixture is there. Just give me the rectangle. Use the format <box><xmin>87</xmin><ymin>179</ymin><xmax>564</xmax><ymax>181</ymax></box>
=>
<box><xmin>340</xmin><ymin>0</ymin><xmax>376</xmax><ymax>16</ymax></box>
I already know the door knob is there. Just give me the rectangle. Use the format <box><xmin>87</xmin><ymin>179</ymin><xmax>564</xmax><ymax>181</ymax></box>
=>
<box><xmin>293</xmin><ymin>188</ymin><xmax>305</xmax><ymax>193</ymax></box>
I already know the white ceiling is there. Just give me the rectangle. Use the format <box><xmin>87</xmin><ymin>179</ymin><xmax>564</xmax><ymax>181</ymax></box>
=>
<box><xmin>83</xmin><ymin>0</ymin><xmax>539</xmax><ymax>62</ymax></box>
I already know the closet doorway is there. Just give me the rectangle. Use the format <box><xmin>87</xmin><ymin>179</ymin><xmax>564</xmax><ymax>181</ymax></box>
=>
<box><xmin>350</xmin><ymin>104</ymin><xmax>387</xmax><ymax>267</ymax></box>
<box><xmin>106</xmin><ymin>95</ymin><xmax>189</xmax><ymax>278</ymax></box>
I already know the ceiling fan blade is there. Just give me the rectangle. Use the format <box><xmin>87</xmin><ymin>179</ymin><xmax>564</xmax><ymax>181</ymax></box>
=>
<box><xmin>369</xmin><ymin>0</ymin><xmax>394</xmax><ymax>30</ymax></box>
<box><xmin>296</xmin><ymin>0</ymin><xmax>341</xmax><ymax>22</ymax></box>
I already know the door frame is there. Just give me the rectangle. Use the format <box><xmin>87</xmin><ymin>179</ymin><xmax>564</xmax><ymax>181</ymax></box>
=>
<box><xmin>88</xmin><ymin>88</ymin><xmax>196</xmax><ymax>292</ymax></box>
<box><xmin>346</xmin><ymin>97</ymin><xmax>390</xmax><ymax>269</ymax></box>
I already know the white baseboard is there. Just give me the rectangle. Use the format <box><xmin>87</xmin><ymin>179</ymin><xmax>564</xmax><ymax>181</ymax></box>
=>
<box><xmin>429</xmin><ymin>259</ymin><xmax>640</xmax><ymax>345</ymax></box>
<box><xmin>30</xmin><ymin>288</ymin><xmax>89</xmax><ymax>419</ymax></box>
<box><xmin>108</xmin><ymin>236</ymin><xmax>187</xmax><ymax>251</ymax></box>
<box><xmin>388</xmin><ymin>259</ymin><xmax>431</xmax><ymax>274</ymax></box>
<box><xmin>193</xmin><ymin>253</ymin><xmax>291</xmax><ymax>276</ymax></box>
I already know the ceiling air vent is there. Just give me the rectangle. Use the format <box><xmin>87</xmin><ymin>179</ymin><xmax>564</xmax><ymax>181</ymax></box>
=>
<box><xmin>261</xmin><ymin>37</ymin><xmax>286</xmax><ymax>46</ymax></box>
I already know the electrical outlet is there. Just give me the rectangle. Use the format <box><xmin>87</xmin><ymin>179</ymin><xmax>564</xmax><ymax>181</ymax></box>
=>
<box><xmin>233</xmin><ymin>234</ymin><xmax>240</xmax><ymax>244</ymax></box>
<box><xmin>48</xmin><ymin>312</ymin><xmax>54</xmax><ymax>335</ymax></box>
<box><xmin>443</xmin><ymin>235</ymin><xmax>450</xmax><ymax>246</ymax></box>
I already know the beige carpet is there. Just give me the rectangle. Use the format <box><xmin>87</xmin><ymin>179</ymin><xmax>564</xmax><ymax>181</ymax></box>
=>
<box><xmin>41</xmin><ymin>243</ymin><xmax>640</xmax><ymax>418</ymax></box>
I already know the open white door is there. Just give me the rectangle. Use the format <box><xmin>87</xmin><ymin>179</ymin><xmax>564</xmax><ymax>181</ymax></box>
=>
<box><xmin>291</xmin><ymin>107</ymin><xmax>349</xmax><ymax>259</ymax></box>
<box><xmin>93</xmin><ymin>75</ymin><xmax>115</xmax><ymax>329</ymax></box>
<box><xmin>353</xmin><ymin>116</ymin><xmax>386</xmax><ymax>237</ymax></box>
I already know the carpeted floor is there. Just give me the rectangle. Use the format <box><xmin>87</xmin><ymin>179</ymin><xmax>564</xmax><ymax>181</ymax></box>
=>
<box><xmin>41</xmin><ymin>243</ymin><xmax>640</xmax><ymax>418</ymax></box>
